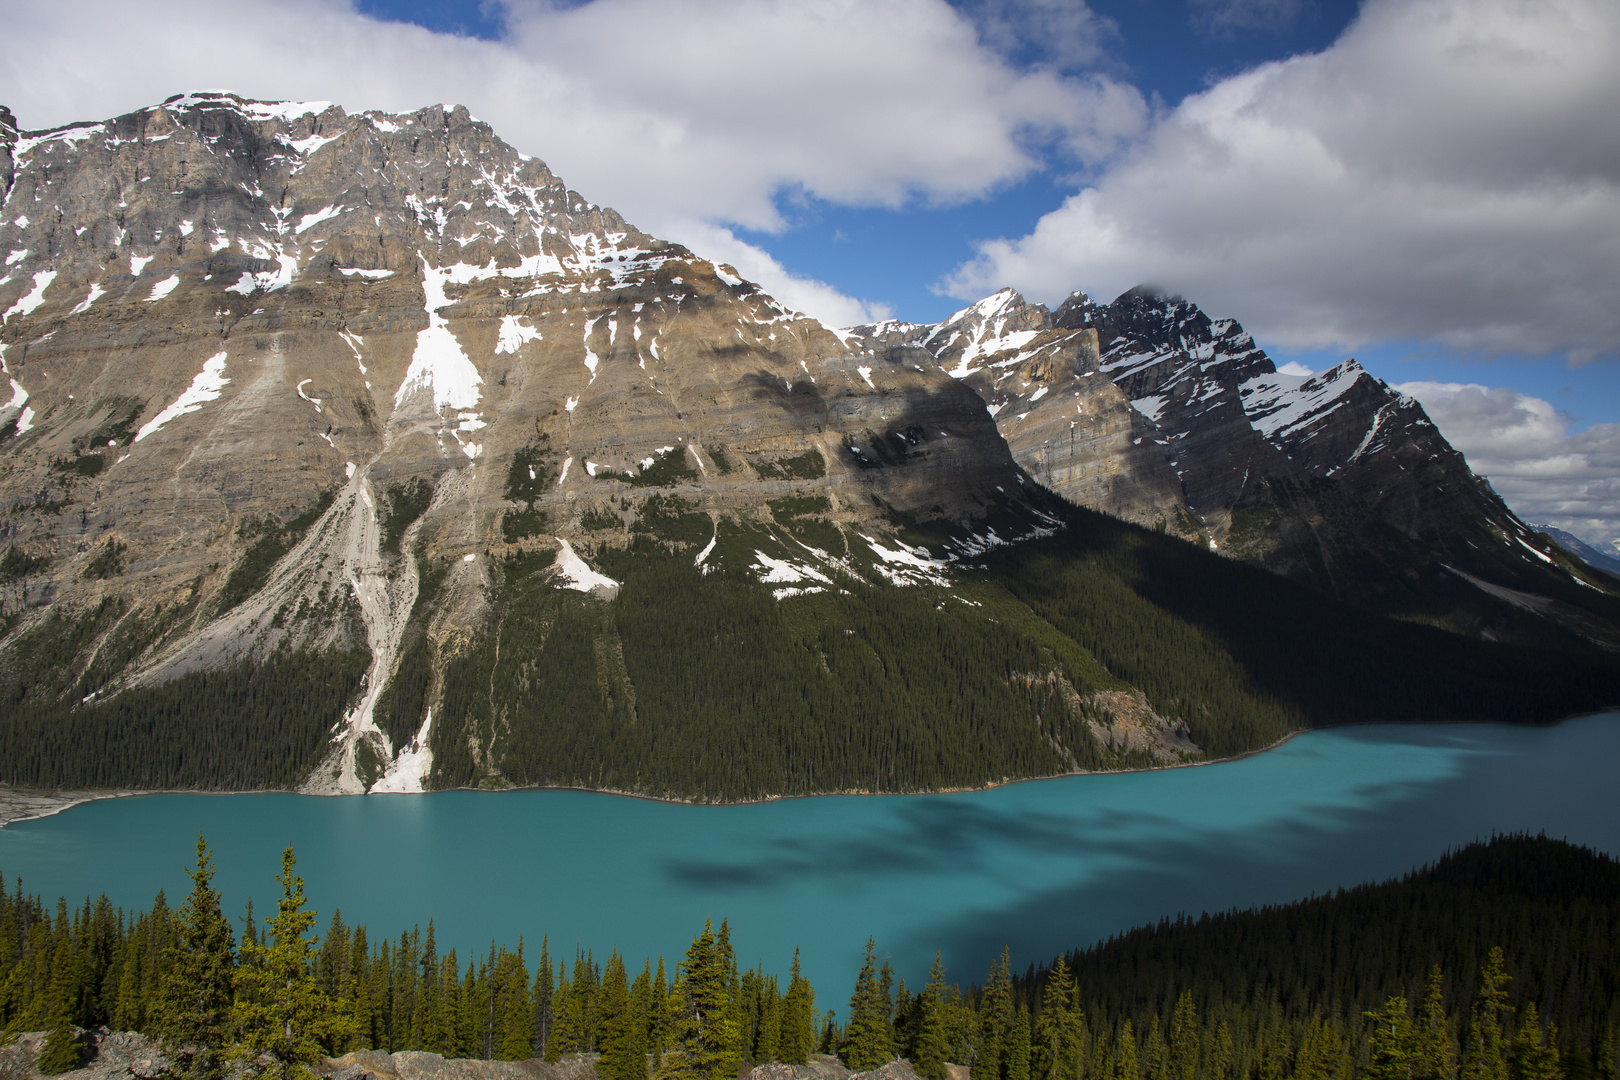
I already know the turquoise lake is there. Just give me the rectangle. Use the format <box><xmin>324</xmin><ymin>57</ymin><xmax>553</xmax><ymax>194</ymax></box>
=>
<box><xmin>1</xmin><ymin>716</ymin><xmax>1617</xmax><ymax>1005</ymax></box>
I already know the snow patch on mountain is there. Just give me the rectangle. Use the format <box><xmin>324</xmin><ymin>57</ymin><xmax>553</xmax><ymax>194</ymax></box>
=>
<box><xmin>3</xmin><ymin>270</ymin><xmax>56</xmax><ymax>323</ymax></box>
<box><xmin>1240</xmin><ymin>361</ymin><xmax>1362</xmax><ymax>441</ymax></box>
<box><xmin>396</xmin><ymin>257</ymin><xmax>483</xmax><ymax>413</ymax></box>
<box><xmin>134</xmin><ymin>352</ymin><xmax>229</xmax><ymax>442</ymax></box>
<box><xmin>553</xmin><ymin>538</ymin><xmax>619</xmax><ymax>597</ymax></box>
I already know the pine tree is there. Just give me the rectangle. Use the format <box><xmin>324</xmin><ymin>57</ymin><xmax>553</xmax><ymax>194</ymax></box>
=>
<box><xmin>1035</xmin><ymin>955</ymin><xmax>1081</xmax><ymax>1080</ymax></box>
<box><xmin>229</xmin><ymin>845</ymin><xmax>354</xmax><ymax>1080</ymax></box>
<box><xmin>156</xmin><ymin>836</ymin><xmax>237</xmax><ymax>1080</ymax></box>
<box><xmin>1115</xmin><ymin>1020</ymin><xmax>1139</xmax><ymax>1080</ymax></box>
<box><xmin>500</xmin><ymin>947</ymin><xmax>534</xmax><ymax>1061</ymax></box>
<box><xmin>914</xmin><ymin>952</ymin><xmax>950</xmax><ymax>1080</ymax></box>
<box><xmin>1414</xmin><ymin>967</ymin><xmax>1457</xmax><ymax>1080</ymax></box>
<box><xmin>38</xmin><ymin>1015</ymin><xmax>87</xmax><ymax>1074</ymax></box>
<box><xmin>780</xmin><ymin>949</ymin><xmax>815</xmax><ymax>1065</ymax></box>
<box><xmin>652</xmin><ymin>956</ymin><xmax>671</xmax><ymax>1066</ymax></box>
<box><xmin>547</xmin><ymin>961</ymin><xmax>572</xmax><ymax>1061</ymax></box>
<box><xmin>666</xmin><ymin>921</ymin><xmax>741</xmax><ymax>1080</ymax></box>
<box><xmin>1168</xmin><ymin>991</ymin><xmax>1199</xmax><ymax>1080</ymax></box>
<box><xmin>843</xmin><ymin>938</ymin><xmax>892</xmax><ymax>1071</ymax></box>
<box><xmin>1464</xmin><ymin>949</ymin><xmax>1513</xmax><ymax>1080</ymax></box>
<box><xmin>1365</xmin><ymin>996</ymin><xmax>1414</xmax><ymax>1080</ymax></box>
<box><xmin>981</xmin><ymin>949</ymin><xmax>1015</xmax><ymax>1080</ymax></box>
<box><xmin>599</xmin><ymin>950</ymin><xmax>637</xmax><ymax>1080</ymax></box>
<box><xmin>631</xmin><ymin>961</ymin><xmax>656</xmax><ymax>1073</ymax></box>
<box><xmin>1143</xmin><ymin>1020</ymin><xmax>1168</xmax><ymax>1080</ymax></box>
<box><xmin>534</xmin><ymin>937</ymin><xmax>553</xmax><ymax>1057</ymax></box>
<box><xmin>755</xmin><ymin>973</ymin><xmax>780</xmax><ymax>1065</ymax></box>
<box><xmin>1510</xmin><ymin>1004</ymin><xmax>1561</xmax><ymax>1080</ymax></box>
<box><xmin>1007</xmin><ymin>1004</ymin><xmax>1033</xmax><ymax>1080</ymax></box>
<box><xmin>1595</xmin><ymin>1025</ymin><xmax>1616</xmax><ymax>1080</ymax></box>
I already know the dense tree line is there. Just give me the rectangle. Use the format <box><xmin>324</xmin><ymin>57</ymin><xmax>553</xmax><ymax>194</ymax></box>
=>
<box><xmin>0</xmin><ymin>841</ymin><xmax>818</xmax><ymax>1079</ymax></box>
<box><xmin>1</xmin><ymin>490</ymin><xmax>1616</xmax><ymax>797</ymax></box>
<box><xmin>0</xmin><ymin>837</ymin><xmax>1613</xmax><ymax>1080</ymax></box>
<box><xmin>841</xmin><ymin>837</ymin><xmax>1617</xmax><ymax>1080</ymax></box>
<box><xmin>983</xmin><ymin>507</ymin><xmax>1620</xmax><ymax>757</ymax></box>
<box><xmin>427</xmin><ymin>502</ymin><xmax>1620</xmax><ymax>798</ymax></box>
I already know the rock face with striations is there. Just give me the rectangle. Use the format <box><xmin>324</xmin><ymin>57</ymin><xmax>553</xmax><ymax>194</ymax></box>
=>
<box><xmin>848</xmin><ymin>287</ymin><xmax>1607</xmax><ymax>624</ymax></box>
<box><xmin>0</xmin><ymin>93</ymin><xmax>1046</xmax><ymax>794</ymax></box>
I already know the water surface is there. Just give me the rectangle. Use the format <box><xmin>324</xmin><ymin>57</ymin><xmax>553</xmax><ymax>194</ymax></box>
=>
<box><xmin>2</xmin><ymin>716</ymin><xmax>1616</xmax><ymax>1001</ymax></box>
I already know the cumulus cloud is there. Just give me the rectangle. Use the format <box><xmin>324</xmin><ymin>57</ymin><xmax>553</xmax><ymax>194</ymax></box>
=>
<box><xmin>1397</xmin><ymin>382</ymin><xmax>1620</xmax><ymax>553</ymax></box>
<box><xmin>952</xmin><ymin>0</ymin><xmax>1118</xmax><ymax>71</ymax></box>
<box><xmin>946</xmin><ymin>0</ymin><xmax>1620</xmax><ymax>362</ymax></box>
<box><xmin>0</xmin><ymin>0</ymin><xmax>1145</xmax><ymax>325</ymax></box>
<box><xmin>670</xmin><ymin>220</ymin><xmax>893</xmax><ymax>328</ymax></box>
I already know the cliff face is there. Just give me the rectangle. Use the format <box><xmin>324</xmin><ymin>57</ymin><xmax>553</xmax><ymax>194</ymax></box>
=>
<box><xmin>0</xmin><ymin>93</ymin><xmax>1048</xmax><ymax>793</ymax></box>
<box><xmin>849</xmin><ymin>287</ymin><xmax>1620</xmax><ymax>637</ymax></box>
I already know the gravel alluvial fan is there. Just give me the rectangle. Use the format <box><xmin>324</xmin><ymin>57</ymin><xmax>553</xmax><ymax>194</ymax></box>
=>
<box><xmin>0</xmin><ymin>93</ymin><xmax>1615</xmax><ymax>798</ymax></box>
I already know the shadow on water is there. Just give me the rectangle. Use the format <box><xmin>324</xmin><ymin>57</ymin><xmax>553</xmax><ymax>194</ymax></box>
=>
<box><xmin>659</xmin><ymin>798</ymin><xmax>1159</xmax><ymax>888</ymax></box>
<box><xmin>894</xmin><ymin>718</ymin><xmax>1620</xmax><ymax>987</ymax></box>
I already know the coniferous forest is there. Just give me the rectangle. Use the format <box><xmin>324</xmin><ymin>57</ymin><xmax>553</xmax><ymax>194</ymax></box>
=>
<box><xmin>0</xmin><ymin>835</ymin><xmax>1614</xmax><ymax>1080</ymax></box>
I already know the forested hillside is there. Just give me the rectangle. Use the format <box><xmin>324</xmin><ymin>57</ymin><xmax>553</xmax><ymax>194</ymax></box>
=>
<box><xmin>1</xmin><ymin>498</ymin><xmax>1616</xmax><ymax>798</ymax></box>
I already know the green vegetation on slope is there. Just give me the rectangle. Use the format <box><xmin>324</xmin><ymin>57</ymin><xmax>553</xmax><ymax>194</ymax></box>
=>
<box><xmin>0</xmin><ymin>600</ymin><xmax>367</xmax><ymax>789</ymax></box>
<box><xmin>421</xmin><ymin>499</ymin><xmax>1618</xmax><ymax>798</ymax></box>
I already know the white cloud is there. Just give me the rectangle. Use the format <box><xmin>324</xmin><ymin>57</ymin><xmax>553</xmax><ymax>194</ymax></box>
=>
<box><xmin>953</xmin><ymin>0</ymin><xmax>1118</xmax><ymax>72</ymax></box>
<box><xmin>0</xmin><ymin>0</ymin><xmax>1143</xmax><ymax>324</ymax></box>
<box><xmin>666</xmin><ymin>219</ymin><xmax>892</xmax><ymax>328</ymax></box>
<box><xmin>946</xmin><ymin>0</ymin><xmax>1620</xmax><ymax>363</ymax></box>
<box><xmin>1396</xmin><ymin>381</ymin><xmax>1620</xmax><ymax>553</ymax></box>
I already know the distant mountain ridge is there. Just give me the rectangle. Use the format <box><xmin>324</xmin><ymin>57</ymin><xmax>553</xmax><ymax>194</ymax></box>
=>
<box><xmin>849</xmin><ymin>287</ymin><xmax>1620</xmax><ymax>643</ymax></box>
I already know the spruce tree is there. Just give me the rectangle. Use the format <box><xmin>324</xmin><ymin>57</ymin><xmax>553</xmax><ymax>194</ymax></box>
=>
<box><xmin>842</xmin><ymin>938</ymin><xmax>891</xmax><ymax>1071</ymax></box>
<box><xmin>1414</xmin><ymin>966</ymin><xmax>1458</xmax><ymax>1080</ymax></box>
<box><xmin>500</xmin><ymin>947</ymin><xmax>534</xmax><ymax>1061</ymax></box>
<box><xmin>229</xmin><ymin>845</ymin><xmax>353</xmax><ymax>1080</ymax></box>
<box><xmin>599</xmin><ymin>950</ymin><xmax>635</xmax><ymax>1080</ymax></box>
<box><xmin>1510</xmin><ymin>1004</ymin><xmax>1561</xmax><ymax>1080</ymax></box>
<box><xmin>1464</xmin><ymin>949</ymin><xmax>1513</xmax><ymax>1080</ymax></box>
<box><xmin>914</xmin><ymin>952</ymin><xmax>950</xmax><ymax>1080</ymax></box>
<box><xmin>547</xmin><ymin>961</ymin><xmax>572</xmax><ymax>1061</ymax></box>
<box><xmin>780</xmin><ymin>948</ymin><xmax>815</xmax><ymax>1065</ymax></box>
<box><xmin>667</xmin><ymin>921</ymin><xmax>741</xmax><ymax>1080</ymax></box>
<box><xmin>755</xmin><ymin>974</ymin><xmax>781</xmax><ymax>1064</ymax></box>
<box><xmin>534</xmin><ymin>936</ymin><xmax>553</xmax><ymax>1057</ymax></box>
<box><xmin>1168</xmin><ymin>991</ymin><xmax>1199</xmax><ymax>1080</ymax></box>
<box><xmin>1007</xmin><ymin>1004</ymin><xmax>1032</xmax><ymax>1080</ymax></box>
<box><xmin>38</xmin><ymin>1017</ymin><xmax>87</xmax><ymax>1074</ymax></box>
<box><xmin>1115</xmin><ymin>1020</ymin><xmax>1139</xmax><ymax>1080</ymax></box>
<box><xmin>157</xmin><ymin>836</ymin><xmax>237</xmax><ymax>1080</ymax></box>
<box><xmin>631</xmin><ymin>961</ymin><xmax>656</xmax><ymax>1073</ymax></box>
<box><xmin>981</xmin><ymin>949</ymin><xmax>1015</xmax><ymax>1080</ymax></box>
<box><xmin>1036</xmin><ymin>955</ymin><xmax>1083</xmax><ymax>1080</ymax></box>
<box><xmin>1365</xmin><ymin>996</ymin><xmax>1414</xmax><ymax>1080</ymax></box>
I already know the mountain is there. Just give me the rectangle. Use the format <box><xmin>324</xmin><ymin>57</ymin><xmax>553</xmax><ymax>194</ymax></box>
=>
<box><xmin>848</xmin><ymin>288</ymin><xmax>1620</xmax><ymax>645</ymax></box>
<box><xmin>1</xmin><ymin>94</ymin><xmax>1615</xmax><ymax>799</ymax></box>
<box><xmin>1535</xmin><ymin>524</ymin><xmax>1620</xmax><ymax>580</ymax></box>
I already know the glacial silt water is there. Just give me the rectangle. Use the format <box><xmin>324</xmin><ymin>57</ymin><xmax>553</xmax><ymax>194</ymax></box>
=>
<box><xmin>1</xmin><ymin>716</ymin><xmax>1616</xmax><ymax>1000</ymax></box>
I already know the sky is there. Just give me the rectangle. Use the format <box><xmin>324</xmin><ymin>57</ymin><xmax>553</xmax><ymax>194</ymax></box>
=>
<box><xmin>1</xmin><ymin>0</ymin><xmax>1616</xmax><ymax>551</ymax></box>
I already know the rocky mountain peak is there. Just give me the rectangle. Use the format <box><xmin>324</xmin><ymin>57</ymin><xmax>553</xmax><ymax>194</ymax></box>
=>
<box><xmin>0</xmin><ymin>91</ymin><xmax>1050</xmax><ymax>794</ymax></box>
<box><xmin>867</xmin><ymin>285</ymin><xmax>1615</xmax><ymax>638</ymax></box>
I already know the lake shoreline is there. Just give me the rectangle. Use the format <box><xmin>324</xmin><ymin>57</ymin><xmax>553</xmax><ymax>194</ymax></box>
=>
<box><xmin>4</xmin><ymin>709</ymin><xmax>1611</xmax><ymax>827</ymax></box>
